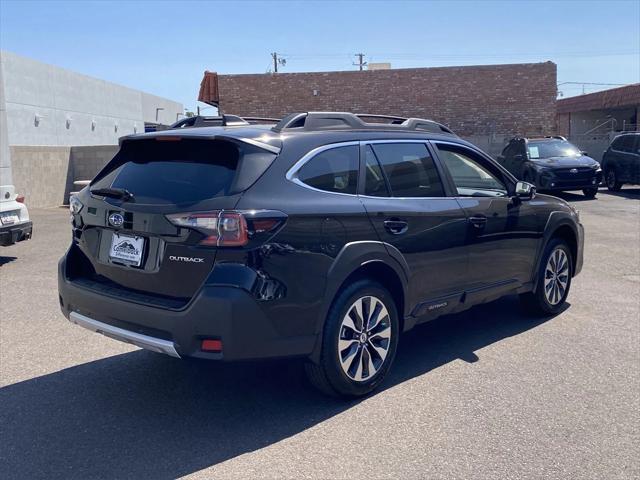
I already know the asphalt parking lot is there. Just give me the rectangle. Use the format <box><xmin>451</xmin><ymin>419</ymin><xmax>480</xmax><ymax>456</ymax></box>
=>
<box><xmin>1</xmin><ymin>188</ymin><xmax>638</xmax><ymax>480</ymax></box>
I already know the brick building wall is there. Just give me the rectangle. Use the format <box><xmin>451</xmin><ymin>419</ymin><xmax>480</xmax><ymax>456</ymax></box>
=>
<box><xmin>217</xmin><ymin>62</ymin><xmax>557</xmax><ymax>136</ymax></box>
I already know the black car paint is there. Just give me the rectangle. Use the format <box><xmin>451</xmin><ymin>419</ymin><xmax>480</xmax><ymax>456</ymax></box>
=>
<box><xmin>497</xmin><ymin>138</ymin><xmax>602</xmax><ymax>191</ymax></box>
<box><xmin>602</xmin><ymin>133</ymin><xmax>640</xmax><ymax>186</ymax></box>
<box><xmin>58</xmin><ymin>125</ymin><xmax>584</xmax><ymax>362</ymax></box>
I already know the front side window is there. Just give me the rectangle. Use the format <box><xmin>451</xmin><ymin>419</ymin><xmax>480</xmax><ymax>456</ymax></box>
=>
<box><xmin>527</xmin><ymin>139</ymin><xmax>580</xmax><ymax>159</ymax></box>
<box><xmin>297</xmin><ymin>145</ymin><xmax>359</xmax><ymax>194</ymax></box>
<box><xmin>369</xmin><ymin>143</ymin><xmax>445</xmax><ymax>197</ymax></box>
<box><xmin>436</xmin><ymin>145</ymin><xmax>508</xmax><ymax>197</ymax></box>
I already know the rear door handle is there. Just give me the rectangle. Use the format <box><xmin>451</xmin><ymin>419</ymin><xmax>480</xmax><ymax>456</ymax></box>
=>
<box><xmin>383</xmin><ymin>219</ymin><xmax>408</xmax><ymax>235</ymax></box>
<box><xmin>468</xmin><ymin>215</ymin><xmax>487</xmax><ymax>228</ymax></box>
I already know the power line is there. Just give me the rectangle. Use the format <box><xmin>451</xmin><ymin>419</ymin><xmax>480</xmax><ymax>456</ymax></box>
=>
<box><xmin>556</xmin><ymin>82</ymin><xmax>631</xmax><ymax>96</ymax></box>
<box><xmin>557</xmin><ymin>82</ymin><xmax>628</xmax><ymax>87</ymax></box>
<box><xmin>275</xmin><ymin>50</ymin><xmax>639</xmax><ymax>61</ymax></box>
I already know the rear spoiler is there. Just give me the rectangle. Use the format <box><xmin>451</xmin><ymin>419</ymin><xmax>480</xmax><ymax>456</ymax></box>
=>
<box><xmin>118</xmin><ymin>133</ymin><xmax>281</xmax><ymax>155</ymax></box>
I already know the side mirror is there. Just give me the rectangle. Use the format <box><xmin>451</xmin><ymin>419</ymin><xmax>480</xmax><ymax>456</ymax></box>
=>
<box><xmin>515</xmin><ymin>181</ymin><xmax>536</xmax><ymax>201</ymax></box>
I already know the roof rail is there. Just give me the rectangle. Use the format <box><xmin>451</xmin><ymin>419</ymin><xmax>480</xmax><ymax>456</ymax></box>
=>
<box><xmin>171</xmin><ymin>114</ymin><xmax>249</xmax><ymax>129</ymax></box>
<box><xmin>171</xmin><ymin>115</ymin><xmax>284</xmax><ymax>129</ymax></box>
<box><xmin>241</xmin><ymin>117</ymin><xmax>281</xmax><ymax>124</ymax></box>
<box><xmin>272</xmin><ymin>112</ymin><xmax>455</xmax><ymax>135</ymax></box>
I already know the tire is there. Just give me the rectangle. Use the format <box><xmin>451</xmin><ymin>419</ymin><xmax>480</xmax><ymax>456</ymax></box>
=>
<box><xmin>305</xmin><ymin>279</ymin><xmax>400</xmax><ymax>397</ymax></box>
<box><xmin>520</xmin><ymin>238</ymin><xmax>573</xmax><ymax>316</ymax></box>
<box><xmin>606</xmin><ymin>169</ymin><xmax>622</xmax><ymax>192</ymax></box>
<box><xmin>582</xmin><ymin>187</ymin><xmax>598</xmax><ymax>199</ymax></box>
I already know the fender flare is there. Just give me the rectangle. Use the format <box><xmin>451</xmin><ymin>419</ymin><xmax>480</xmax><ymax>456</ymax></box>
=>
<box><xmin>308</xmin><ymin>241</ymin><xmax>410</xmax><ymax>363</ymax></box>
<box><xmin>532</xmin><ymin>211</ymin><xmax>580</xmax><ymax>292</ymax></box>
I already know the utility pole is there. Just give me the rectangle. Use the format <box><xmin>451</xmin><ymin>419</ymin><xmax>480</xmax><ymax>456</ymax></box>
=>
<box><xmin>270</xmin><ymin>52</ymin><xmax>286</xmax><ymax>73</ymax></box>
<box><xmin>354</xmin><ymin>53</ymin><xmax>367</xmax><ymax>71</ymax></box>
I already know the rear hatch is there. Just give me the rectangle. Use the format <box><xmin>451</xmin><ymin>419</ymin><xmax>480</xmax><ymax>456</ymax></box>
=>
<box><xmin>67</xmin><ymin>135</ymin><xmax>278</xmax><ymax>306</ymax></box>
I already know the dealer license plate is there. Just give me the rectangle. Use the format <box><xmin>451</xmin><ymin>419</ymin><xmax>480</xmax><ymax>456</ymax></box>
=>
<box><xmin>109</xmin><ymin>233</ymin><xmax>144</xmax><ymax>267</ymax></box>
<box><xmin>0</xmin><ymin>211</ymin><xmax>19</xmax><ymax>225</ymax></box>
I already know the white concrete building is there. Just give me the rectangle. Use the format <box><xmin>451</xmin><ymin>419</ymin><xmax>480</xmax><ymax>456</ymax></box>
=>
<box><xmin>0</xmin><ymin>50</ymin><xmax>183</xmax><ymax>148</ymax></box>
<box><xmin>0</xmin><ymin>51</ymin><xmax>184</xmax><ymax>206</ymax></box>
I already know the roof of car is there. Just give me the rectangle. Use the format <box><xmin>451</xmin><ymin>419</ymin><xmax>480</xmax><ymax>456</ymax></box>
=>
<box><xmin>121</xmin><ymin>117</ymin><xmax>473</xmax><ymax>155</ymax></box>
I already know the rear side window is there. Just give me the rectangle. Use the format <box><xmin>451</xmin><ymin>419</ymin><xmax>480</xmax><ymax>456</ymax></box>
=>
<box><xmin>297</xmin><ymin>145</ymin><xmax>359</xmax><ymax>194</ymax></box>
<box><xmin>370</xmin><ymin>143</ymin><xmax>445</xmax><ymax>197</ymax></box>
<box><xmin>91</xmin><ymin>139</ymin><xmax>240</xmax><ymax>205</ymax></box>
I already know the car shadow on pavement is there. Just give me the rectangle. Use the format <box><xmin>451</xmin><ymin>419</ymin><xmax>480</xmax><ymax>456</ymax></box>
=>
<box><xmin>0</xmin><ymin>295</ymin><xmax>563</xmax><ymax>480</ymax></box>
<box><xmin>0</xmin><ymin>256</ymin><xmax>17</xmax><ymax>267</ymax></box>
<box><xmin>552</xmin><ymin>188</ymin><xmax>640</xmax><ymax>203</ymax></box>
<box><xmin>550</xmin><ymin>191</ymin><xmax>597</xmax><ymax>203</ymax></box>
<box><xmin>598</xmin><ymin>188</ymin><xmax>640</xmax><ymax>199</ymax></box>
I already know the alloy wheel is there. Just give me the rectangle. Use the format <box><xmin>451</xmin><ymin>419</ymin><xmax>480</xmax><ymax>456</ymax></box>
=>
<box><xmin>544</xmin><ymin>248</ymin><xmax>569</xmax><ymax>305</ymax></box>
<box><xmin>337</xmin><ymin>296</ymin><xmax>391</xmax><ymax>382</ymax></box>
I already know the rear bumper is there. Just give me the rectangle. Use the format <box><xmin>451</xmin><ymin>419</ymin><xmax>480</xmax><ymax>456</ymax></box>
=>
<box><xmin>57</xmin><ymin>255</ymin><xmax>316</xmax><ymax>361</ymax></box>
<box><xmin>0</xmin><ymin>221</ymin><xmax>32</xmax><ymax>246</ymax></box>
<box><xmin>69</xmin><ymin>311</ymin><xmax>181</xmax><ymax>358</ymax></box>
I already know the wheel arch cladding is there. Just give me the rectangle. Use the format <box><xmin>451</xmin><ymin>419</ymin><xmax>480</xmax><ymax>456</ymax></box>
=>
<box><xmin>308</xmin><ymin>245</ymin><xmax>408</xmax><ymax>364</ymax></box>
<box><xmin>341</xmin><ymin>261</ymin><xmax>406</xmax><ymax>329</ymax></box>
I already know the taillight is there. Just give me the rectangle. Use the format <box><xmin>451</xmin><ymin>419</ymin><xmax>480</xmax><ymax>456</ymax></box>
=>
<box><xmin>166</xmin><ymin>211</ymin><xmax>248</xmax><ymax>247</ymax></box>
<box><xmin>16</xmin><ymin>194</ymin><xmax>25</xmax><ymax>204</ymax></box>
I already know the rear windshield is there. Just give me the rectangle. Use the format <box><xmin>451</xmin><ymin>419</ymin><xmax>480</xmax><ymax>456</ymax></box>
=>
<box><xmin>91</xmin><ymin>139</ymin><xmax>239</xmax><ymax>205</ymax></box>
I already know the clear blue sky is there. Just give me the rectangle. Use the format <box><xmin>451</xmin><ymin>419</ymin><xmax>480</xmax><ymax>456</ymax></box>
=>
<box><xmin>1</xmin><ymin>0</ymin><xmax>638</xmax><ymax>112</ymax></box>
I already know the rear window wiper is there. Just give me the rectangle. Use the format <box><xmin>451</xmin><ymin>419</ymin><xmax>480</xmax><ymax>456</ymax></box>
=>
<box><xmin>90</xmin><ymin>187</ymin><xmax>134</xmax><ymax>201</ymax></box>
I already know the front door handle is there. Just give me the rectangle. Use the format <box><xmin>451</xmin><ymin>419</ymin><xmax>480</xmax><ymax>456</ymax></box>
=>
<box><xmin>384</xmin><ymin>219</ymin><xmax>408</xmax><ymax>235</ymax></box>
<box><xmin>468</xmin><ymin>215</ymin><xmax>487</xmax><ymax>228</ymax></box>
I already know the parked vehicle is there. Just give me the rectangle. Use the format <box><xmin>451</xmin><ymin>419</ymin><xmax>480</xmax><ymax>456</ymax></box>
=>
<box><xmin>0</xmin><ymin>185</ymin><xmax>32</xmax><ymax>246</ymax></box>
<box><xmin>497</xmin><ymin>136</ymin><xmax>602</xmax><ymax>198</ymax></box>
<box><xmin>601</xmin><ymin>133</ymin><xmax>640</xmax><ymax>191</ymax></box>
<box><xmin>58</xmin><ymin>112</ymin><xmax>584</xmax><ymax>397</ymax></box>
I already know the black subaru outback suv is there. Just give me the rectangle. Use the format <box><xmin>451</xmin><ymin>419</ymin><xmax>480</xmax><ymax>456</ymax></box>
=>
<box><xmin>497</xmin><ymin>136</ymin><xmax>602</xmax><ymax>198</ymax></box>
<box><xmin>59</xmin><ymin>112</ymin><xmax>584</xmax><ymax>397</ymax></box>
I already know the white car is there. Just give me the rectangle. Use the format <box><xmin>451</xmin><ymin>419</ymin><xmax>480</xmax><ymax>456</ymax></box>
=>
<box><xmin>0</xmin><ymin>184</ymin><xmax>32</xmax><ymax>246</ymax></box>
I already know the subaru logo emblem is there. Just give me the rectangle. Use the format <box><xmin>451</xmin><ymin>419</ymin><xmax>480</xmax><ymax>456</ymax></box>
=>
<box><xmin>569</xmin><ymin>168</ymin><xmax>578</xmax><ymax>174</ymax></box>
<box><xmin>108</xmin><ymin>213</ymin><xmax>124</xmax><ymax>227</ymax></box>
